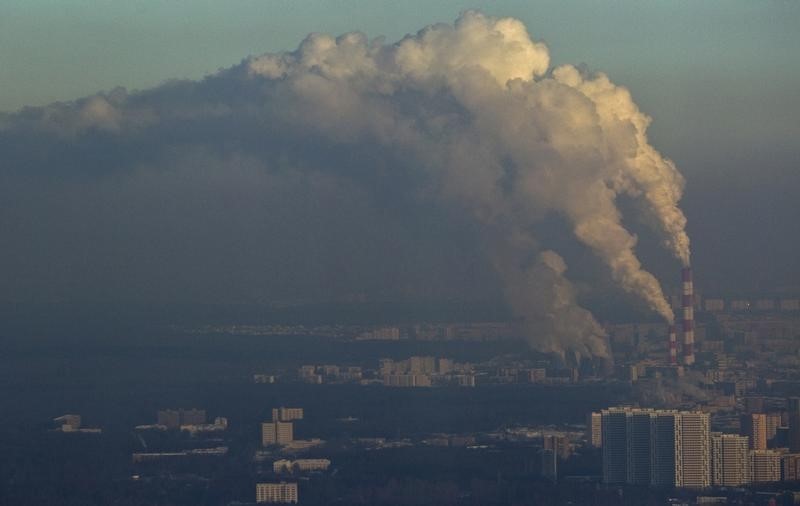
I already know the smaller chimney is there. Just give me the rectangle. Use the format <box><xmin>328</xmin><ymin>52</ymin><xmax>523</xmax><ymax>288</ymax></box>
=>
<box><xmin>668</xmin><ymin>325</ymin><xmax>677</xmax><ymax>366</ymax></box>
<box><xmin>681</xmin><ymin>267</ymin><xmax>695</xmax><ymax>366</ymax></box>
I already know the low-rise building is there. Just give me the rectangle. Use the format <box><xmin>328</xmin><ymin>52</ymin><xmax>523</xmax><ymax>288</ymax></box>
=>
<box><xmin>273</xmin><ymin>458</ymin><xmax>330</xmax><ymax>473</ymax></box>
<box><xmin>256</xmin><ymin>482</ymin><xmax>298</xmax><ymax>504</ymax></box>
<box><xmin>272</xmin><ymin>407</ymin><xmax>303</xmax><ymax>422</ymax></box>
<box><xmin>157</xmin><ymin>408</ymin><xmax>206</xmax><ymax>429</ymax></box>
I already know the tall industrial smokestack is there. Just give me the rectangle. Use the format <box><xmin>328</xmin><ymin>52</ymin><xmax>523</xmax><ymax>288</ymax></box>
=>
<box><xmin>668</xmin><ymin>324</ymin><xmax>677</xmax><ymax>366</ymax></box>
<box><xmin>682</xmin><ymin>267</ymin><xmax>695</xmax><ymax>366</ymax></box>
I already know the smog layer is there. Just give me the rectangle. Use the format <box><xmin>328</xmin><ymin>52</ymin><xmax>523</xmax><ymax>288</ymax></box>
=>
<box><xmin>0</xmin><ymin>12</ymin><xmax>691</xmax><ymax>358</ymax></box>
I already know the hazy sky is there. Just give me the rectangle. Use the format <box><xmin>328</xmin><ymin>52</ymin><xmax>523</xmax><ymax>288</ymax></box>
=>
<box><xmin>1</xmin><ymin>1</ymin><xmax>798</xmax><ymax>312</ymax></box>
<box><xmin>3</xmin><ymin>1</ymin><xmax>798</xmax><ymax>137</ymax></box>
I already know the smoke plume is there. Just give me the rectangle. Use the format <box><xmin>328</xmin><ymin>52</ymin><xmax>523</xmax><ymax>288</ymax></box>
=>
<box><xmin>0</xmin><ymin>11</ymin><xmax>691</xmax><ymax>354</ymax></box>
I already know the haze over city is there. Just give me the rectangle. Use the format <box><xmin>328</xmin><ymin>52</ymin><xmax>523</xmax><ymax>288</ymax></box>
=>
<box><xmin>0</xmin><ymin>2</ymin><xmax>798</xmax><ymax>505</ymax></box>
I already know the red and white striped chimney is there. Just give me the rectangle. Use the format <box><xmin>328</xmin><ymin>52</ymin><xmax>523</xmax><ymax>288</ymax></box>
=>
<box><xmin>668</xmin><ymin>324</ymin><xmax>677</xmax><ymax>366</ymax></box>
<box><xmin>682</xmin><ymin>267</ymin><xmax>695</xmax><ymax>366</ymax></box>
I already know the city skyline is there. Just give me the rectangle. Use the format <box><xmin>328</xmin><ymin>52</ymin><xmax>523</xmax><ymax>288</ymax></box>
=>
<box><xmin>1</xmin><ymin>3</ymin><xmax>799</xmax><ymax>505</ymax></box>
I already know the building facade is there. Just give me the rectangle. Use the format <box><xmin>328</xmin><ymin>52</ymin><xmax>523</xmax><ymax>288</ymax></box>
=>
<box><xmin>262</xmin><ymin>421</ymin><xmax>293</xmax><ymax>446</ymax></box>
<box><xmin>588</xmin><ymin>412</ymin><xmax>602</xmax><ymax>448</ymax></box>
<box><xmin>650</xmin><ymin>411</ymin><xmax>678</xmax><ymax>486</ymax></box>
<box><xmin>751</xmin><ymin>450</ymin><xmax>781</xmax><ymax>483</ymax></box>
<box><xmin>627</xmin><ymin>410</ymin><xmax>653</xmax><ymax>485</ymax></box>
<box><xmin>272</xmin><ymin>407</ymin><xmax>304</xmax><ymax>422</ymax></box>
<box><xmin>712</xmin><ymin>433</ymin><xmax>750</xmax><ymax>486</ymax></box>
<box><xmin>601</xmin><ymin>408</ymin><xmax>629</xmax><ymax>484</ymax></box>
<box><xmin>781</xmin><ymin>453</ymin><xmax>800</xmax><ymax>482</ymax></box>
<box><xmin>676</xmin><ymin>411</ymin><xmax>711</xmax><ymax>488</ymax></box>
<box><xmin>741</xmin><ymin>413</ymin><xmax>767</xmax><ymax>450</ymax></box>
<box><xmin>256</xmin><ymin>482</ymin><xmax>298</xmax><ymax>504</ymax></box>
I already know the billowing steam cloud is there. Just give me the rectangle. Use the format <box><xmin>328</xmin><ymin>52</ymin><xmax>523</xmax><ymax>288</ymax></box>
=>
<box><xmin>0</xmin><ymin>12</ymin><xmax>691</xmax><ymax>356</ymax></box>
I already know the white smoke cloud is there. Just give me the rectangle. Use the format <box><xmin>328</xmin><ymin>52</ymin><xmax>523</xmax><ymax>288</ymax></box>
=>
<box><xmin>493</xmin><ymin>245</ymin><xmax>610</xmax><ymax>359</ymax></box>
<box><xmin>553</xmin><ymin>65</ymin><xmax>691</xmax><ymax>266</ymax></box>
<box><xmin>0</xmin><ymin>11</ymin><xmax>691</xmax><ymax>354</ymax></box>
<box><xmin>247</xmin><ymin>12</ymin><xmax>687</xmax><ymax>323</ymax></box>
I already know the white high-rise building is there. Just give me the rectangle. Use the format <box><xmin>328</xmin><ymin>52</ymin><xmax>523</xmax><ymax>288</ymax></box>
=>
<box><xmin>677</xmin><ymin>411</ymin><xmax>711</xmax><ymax>488</ymax></box>
<box><xmin>712</xmin><ymin>433</ymin><xmax>750</xmax><ymax>486</ymax></box>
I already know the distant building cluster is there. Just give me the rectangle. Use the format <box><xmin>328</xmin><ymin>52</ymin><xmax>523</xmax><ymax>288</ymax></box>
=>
<box><xmin>248</xmin><ymin>353</ymin><xmax>616</xmax><ymax>389</ymax></box>
<box><xmin>290</xmin><ymin>356</ymin><xmax>480</xmax><ymax>387</ymax></box>
<box><xmin>184</xmin><ymin>320</ymin><xmax>523</xmax><ymax>342</ymax></box>
<box><xmin>297</xmin><ymin>364</ymin><xmax>363</xmax><ymax>384</ymax></box>
<box><xmin>411</xmin><ymin>322</ymin><xmax>517</xmax><ymax>341</ymax></box>
<box><xmin>379</xmin><ymin>356</ymin><xmax>476</xmax><ymax>388</ymax></box>
<box><xmin>668</xmin><ymin>293</ymin><xmax>800</xmax><ymax>314</ymax></box>
<box><xmin>135</xmin><ymin>409</ymin><xmax>227</xmax><ymax>435</ymax></box>
<box><xmin>84</xmin><ymin>275</ymin><xmax>800</xmax><ymax>505</ymax></box>
<box><xmin>699</xmin><ymin>298</ymin><xmax>800</xmax><ymax>313</ymax></box>
<box><xmin>595</xmin><ymin>401</ymin><xmax>800</xmax><ymax>488</ymax></box>
<box><xmin>355</xmin><ymin>326</ymin><xmax>401</xmax><ymax>340</ymax></box>
<box><xmin>255</xmin><ymin>406</ymin><xmax>332</xmax><ymax>503</ymax></box>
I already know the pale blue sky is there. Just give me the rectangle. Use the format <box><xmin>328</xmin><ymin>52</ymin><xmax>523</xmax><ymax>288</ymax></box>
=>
<box><xmin>2</xmin><ymin>1</ymin><xmax>798</xmax><ymax>147</ymax></box>
<box><xmin>2</xmin><ymin>2</ymin><xmax>798</xmax><ymax>115</ymax></box>
<box><xmin>3</xmin><ymin>1</ymin><xmax>798</xmax><ymax>149</ymax></box>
